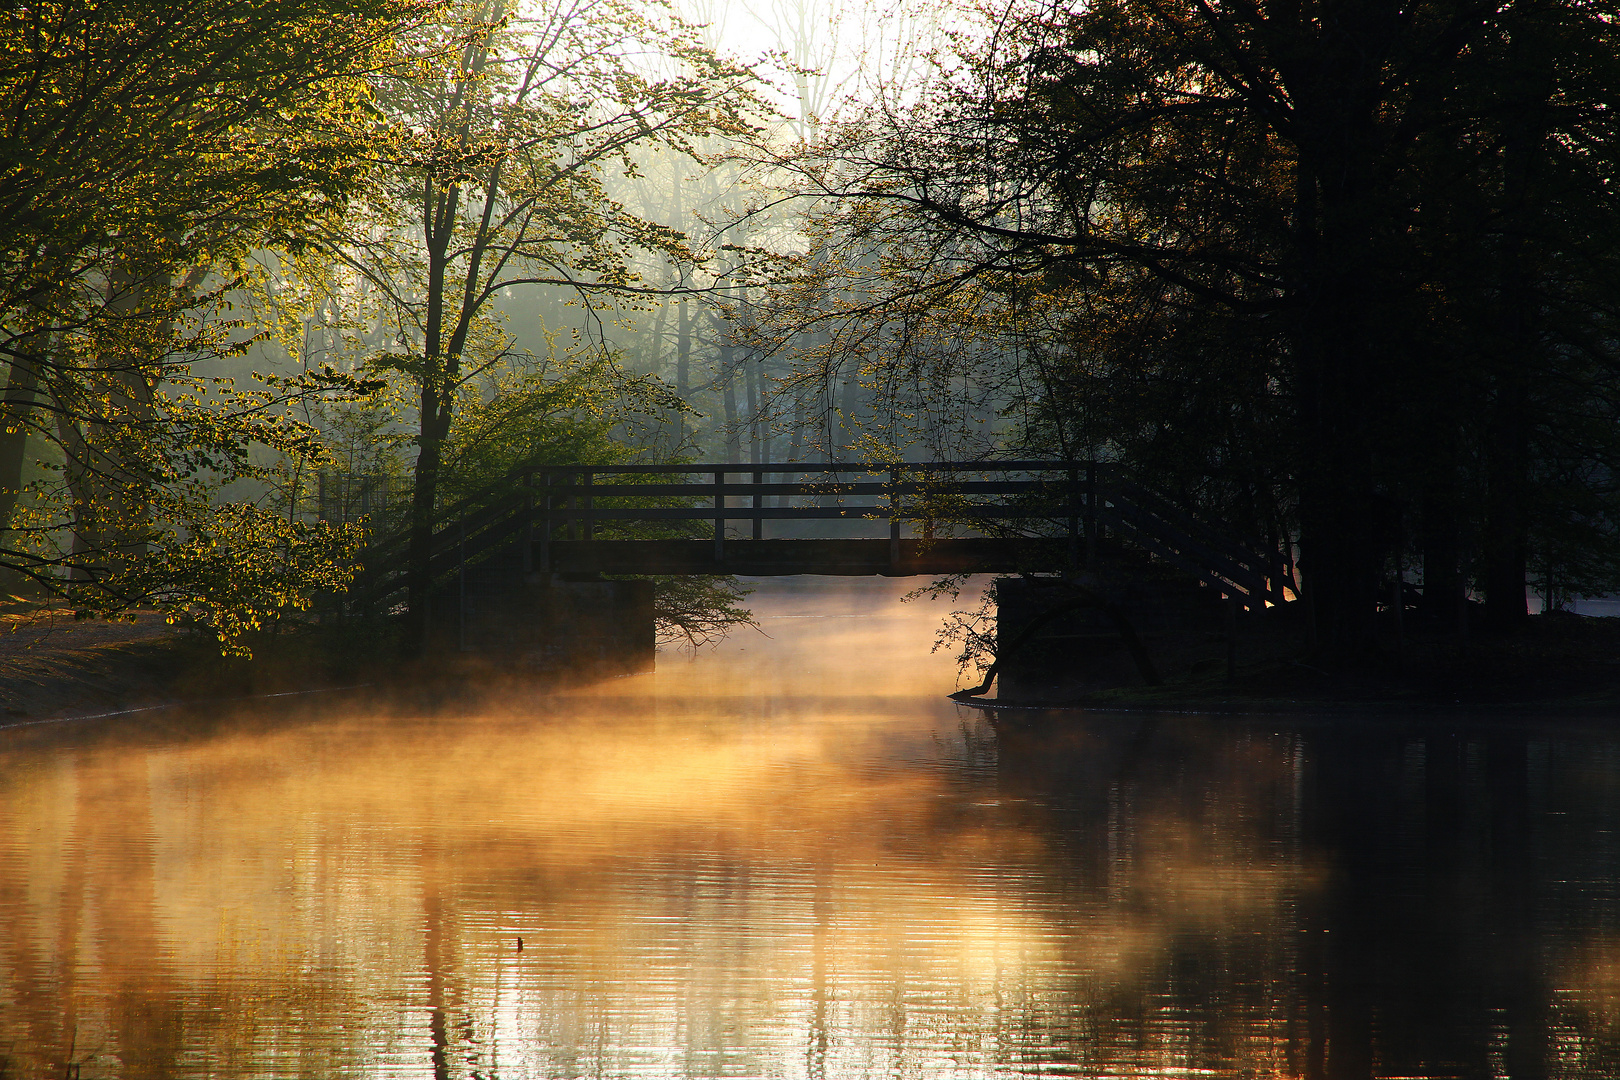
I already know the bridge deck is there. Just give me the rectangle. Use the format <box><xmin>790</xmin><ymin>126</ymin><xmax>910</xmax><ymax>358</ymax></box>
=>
<box><xmin>351</xmin><ymin>461</ymin><xmax>1283</xmax><ymax>612</ymax></box>
<box><xmin>542</xmin><ymin>537</ymin><xmax>1074</xmax><ymax>577</ymax></box>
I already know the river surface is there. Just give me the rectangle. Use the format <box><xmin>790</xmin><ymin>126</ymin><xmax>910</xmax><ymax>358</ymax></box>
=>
<box><xmin>3</xmin><ymin>577</ymin><xmax>1620</xmax><ymax>1079</ymax></box>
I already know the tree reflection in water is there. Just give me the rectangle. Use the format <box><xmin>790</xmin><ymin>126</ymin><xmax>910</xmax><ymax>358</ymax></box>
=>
<box><xmin>1</xmin><ymin>581</ymin><xmax>1618</xmax><ymax>1078</ymax></box>
<box><xmin>994</xmin><ymin>715</ymin><xmax>1620</xmax><ymax>1077</ymax></box>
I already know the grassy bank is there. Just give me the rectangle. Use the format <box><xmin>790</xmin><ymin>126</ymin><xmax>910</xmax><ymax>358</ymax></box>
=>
<box><xmin>0</xmin><ymin>606</ymin><xmax>410</xmax><ymax>724</ymax></box>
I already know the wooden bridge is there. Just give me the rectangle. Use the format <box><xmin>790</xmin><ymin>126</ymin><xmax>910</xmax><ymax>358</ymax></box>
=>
<box><xmin>351</xmin><ymin>462</ymin><xmax>1287</xmax><ymax>615</ymax></box>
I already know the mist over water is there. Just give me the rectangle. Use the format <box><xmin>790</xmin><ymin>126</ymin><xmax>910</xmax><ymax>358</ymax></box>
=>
<box><xmin>3</xmin><ymin>577</ymin><xmax>1620</xmax><ymax>1078</ymax></box>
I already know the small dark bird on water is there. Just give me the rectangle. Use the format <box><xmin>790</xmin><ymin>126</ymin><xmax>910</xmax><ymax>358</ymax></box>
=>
<box><xmin>516</xmin><ymin>937</ymin><xmax>523</xmax><ymax>952</ymax></box>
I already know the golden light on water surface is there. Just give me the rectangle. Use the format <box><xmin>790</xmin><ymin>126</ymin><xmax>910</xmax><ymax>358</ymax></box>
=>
<box><xmin>7</xmin><ymin>580</ymin><xmax>1613</xmax><ymax>1078</ymax></box>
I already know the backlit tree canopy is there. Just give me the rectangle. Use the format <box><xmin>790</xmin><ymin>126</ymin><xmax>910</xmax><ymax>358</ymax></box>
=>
<box><xmin>310</xmin><ymin>0</ymin><xmax>762</xmax><ymax>647</ymax></box>
<box><xmin>0</xmin><ymin>0</ymin><xmax>438</xmax><ymax>643</ymax></box>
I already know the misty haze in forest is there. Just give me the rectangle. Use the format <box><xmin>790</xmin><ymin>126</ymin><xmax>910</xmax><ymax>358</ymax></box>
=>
<box><xmin>0</xmin><ymin>0</ymin><xmax>1617</xmax><ymax>658</ymax></box>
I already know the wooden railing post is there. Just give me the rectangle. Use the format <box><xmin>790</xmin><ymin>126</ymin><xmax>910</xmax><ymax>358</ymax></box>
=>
<box><xmin>714</xmin><ymin>469</ymin><xmax>725</xmax><ymax>563</ymax></box>
<box><xmin>565</xmin><ymin>469</ymin><xmax>576</xmax><ymax>542</ymax></box>
<box><xmin>539</xmin><ymin>469</ymin><xmax>552</xmax><ymax>574</ymax></box>
<box><xmin>582</xmin><ymin>469</ymin><xmax>594</xmax><ymax>541</ymax></box>
<box><xmin>1085</xmin><ymin>461</ymin><xmax>1098</xmax><ymax>566</ymax></box>
<box><xmin>888</xmin><ymin>464</ymin><xmax>901</xmax><ymax>566</ymax></box>
<box><xmin>350</xmin><ymin>460</ymin><xmax>1283</xmax><ymax>602</ymax></box>
<box><xmin>923</xmin><ymin>463</ymin><xmax>935</xmax><ymax>541</ymax></box>
<box><xmin>752</xmin><ymin>469</ymin><xmax>763</xmax><ymax>540</ymax></box>
<box><xmin>1066</xmin><ymin>465</ymin><xmax>1080</xmax><ymax>571</ymax></box>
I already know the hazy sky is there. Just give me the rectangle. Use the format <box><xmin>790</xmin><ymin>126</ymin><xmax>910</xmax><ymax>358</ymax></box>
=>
<box><xmin>688</xmin><ymin>0</ymin><xmax>948</xmax><ymax>133</ymax></box>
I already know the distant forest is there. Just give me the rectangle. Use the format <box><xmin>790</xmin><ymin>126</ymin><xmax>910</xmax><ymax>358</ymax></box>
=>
<box><xmin>2</xmin><ymin>0</ymin><xmax>1617</xmax><ymax>653</ymax></box>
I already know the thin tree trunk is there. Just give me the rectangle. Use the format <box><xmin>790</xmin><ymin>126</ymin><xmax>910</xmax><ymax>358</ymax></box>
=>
<box><xmin>649</xmin><ymin>302</ymin><xmax>669</xmax><ymax>379</ymax></box>
<box><xmin>721</xmin><ymin>352</ymin><xmax>740</xmax><ymax>463</ymax></box>
<box><xmin>745</xmin><ymin>355</ymin><xmax>761</xmax><ymax>466</ymax></box>
<box><xmin>676</xmin><ymin>299</ymin><xmax>692</xmax><ymax>445</ymax></box>
<box><xmin>838</xmin><ymin>370</ymin><xmax>860</xmax><ymax>457</ymax></box>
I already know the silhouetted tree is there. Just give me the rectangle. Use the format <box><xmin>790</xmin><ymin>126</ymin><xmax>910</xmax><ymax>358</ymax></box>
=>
<box><xmin>783</xmin><ymin>0</ymin><xmax>1620</xmax><ymax>653</ymax></box>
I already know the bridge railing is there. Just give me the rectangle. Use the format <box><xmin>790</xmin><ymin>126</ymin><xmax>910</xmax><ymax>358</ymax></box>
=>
<box><xmin>347</xmin><ymin>461</ymin><xmax>1287</xmax><ymax>613</ymax></box>
<box><xmin>527</xmin><ymin>461</ymin><xmax>1282</xmax><ymax>608</ymax></box>
<box><xmin>527</xmin><ymin>460</ymin><xmax>1089</xmax><ymax>557</ymax></box>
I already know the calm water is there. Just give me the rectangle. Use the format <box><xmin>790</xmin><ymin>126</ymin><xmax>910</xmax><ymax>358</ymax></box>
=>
<box><xmin>3</xmin><ymin>578</ymin><xmax>1620</xmax><ymax>1080</ymax></box>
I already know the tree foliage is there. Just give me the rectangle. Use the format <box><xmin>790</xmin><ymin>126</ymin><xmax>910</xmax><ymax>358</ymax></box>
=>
<box><xmin>316</xmin><ymin>0</ymin><xmax>764</xmax><ymax>650</ymax></box>
<box><xmin>0</xmin><ymin>0</ymin><xmax>438</xmax><ymax>647</ymax></box>
<box><xmin>756</xmin><ymin>0</ymin><xmax>1620</xmax><ymax>652</ymax></box>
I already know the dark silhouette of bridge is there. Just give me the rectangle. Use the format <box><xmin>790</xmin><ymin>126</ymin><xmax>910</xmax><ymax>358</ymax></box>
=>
<box><xmin>350</xmin><ymin>462</ymin><xmax>1287</xmax><ymax>617</ymax></box>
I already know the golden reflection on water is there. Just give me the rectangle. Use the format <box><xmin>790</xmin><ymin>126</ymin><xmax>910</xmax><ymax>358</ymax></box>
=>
<box><xmin>2</xmin><ymin>579</ymin><xmax>1616</xmax><ymax>1078</ymax></box>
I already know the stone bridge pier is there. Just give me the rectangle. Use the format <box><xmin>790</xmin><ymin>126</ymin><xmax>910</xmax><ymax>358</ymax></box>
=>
<box><xmin>429</xmin><ymin>557</ymin><xmax>654</xmax><ymax>676</ymax></box>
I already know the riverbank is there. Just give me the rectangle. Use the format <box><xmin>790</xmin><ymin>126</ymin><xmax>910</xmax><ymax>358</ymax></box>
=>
<box><xmin>6</xmin><ymin>594</ymin><xmax>1617</xmax><ymax>725</ymax></box>
<box><xmin>987</xmin><ymin>608</ymin><xmax>1620</xmax><ymax>713</ymax></box>
<box><xmin>0</xmin><ymin>600</ymin><xmax>678</xmax><ymax>727</ymax></box>
<box><xmin>0</xmin><ymin>605</ymin><xmax>411</xmax><ymax>725</ymax></box>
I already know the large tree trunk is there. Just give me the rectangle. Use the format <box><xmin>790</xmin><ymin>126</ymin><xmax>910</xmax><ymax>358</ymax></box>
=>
<box><xmin>0</xmin><ymin>345</ymin><xmax>42</xmax><ymax>534</ymax></box>
<box><xmin>50</xmin><ymin>265</ymin><xmax>169</xmax><ymax>593</ymax></box>
<box><xmin>403</xmin><ymin>174</ymin><xmax>458</xmax><ymax>656</ymax></box>
<box><xmin>403</xmin><ymin>385</ymin><xmax>449</xmax><ymax>654</ymax></box>
<box><xmin>0</xmin><ymin>291</ymin><xmax>59</xmax><ymax>545</ymax></box>
<box><xmin>1294</xmin><ymin>355</ymin><xmax>1382</xmax><ymax>658</ymax></box>
<box><xmin>1480</xmin><ymin>114</ymin><xmax>1544</xmax><ymax>633</ymax></box>
<box><xmin>1290</xmin><ymin>150</ymin><xmax>1386</xmax><ymax>659</ymax></box>
<box><xmin>1420</xmin><ymin>450</ymin><xmax>1465</xmax><ymax>630</ymax></box>
<box><xmin>53</xmin><ymin>386</ymin><xmax>102</xmax><ymax>586</ymax></box>
<box><xmin>1482</xmin><ymin>374</ymin><xmax>1531</xmax><ymax>631</ymax></box>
